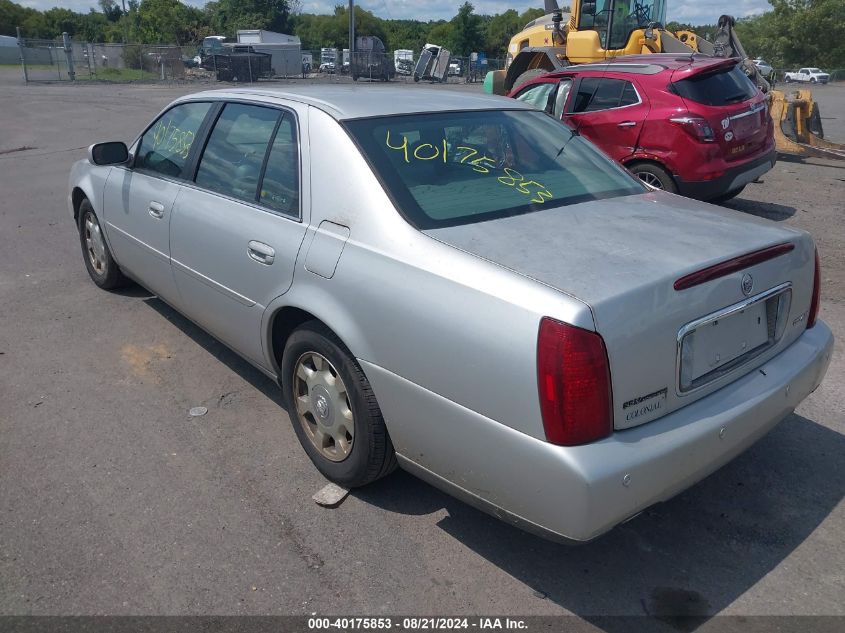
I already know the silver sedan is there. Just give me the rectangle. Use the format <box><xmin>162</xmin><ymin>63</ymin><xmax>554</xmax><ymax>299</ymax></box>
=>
<box><xmin>68</xmin><ymin>86</ymin><xmax>833</xmax><ymax>542</ymax></box>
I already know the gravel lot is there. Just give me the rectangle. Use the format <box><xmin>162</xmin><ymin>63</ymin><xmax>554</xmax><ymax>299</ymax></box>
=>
<box><xmin>1</xmin><ymin>71</ymin><xmax>843</xmax><ymax>623</ymax></box>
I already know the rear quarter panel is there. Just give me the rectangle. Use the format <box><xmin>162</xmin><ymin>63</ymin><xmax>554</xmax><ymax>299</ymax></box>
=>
<box><xmin>264</xmin><ymin>106</ymin><xmax>595</xmax><ymax>445</ymax></box>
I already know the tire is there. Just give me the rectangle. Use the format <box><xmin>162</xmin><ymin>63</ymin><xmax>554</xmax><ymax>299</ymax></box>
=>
<box><xmin>784</xmin><ymin>76</ymin><xmax>791</xmax><ymax>83</ymax></box>
<box><xmin>78</xmin><ymin>199</ymin><xmax>128</xmax><ymax>290</ymax></box>
<box><xmin>352</xmin><ymin>74</ymin><xmax>358</xmax><ymax>81</ymax></box>
<box><xmin>810</xmin><ymin>77</ymin><xmax>817</xmax><ymax>83</ymax></box>
<box><xmin>282</xmin><ymin>321</ymin><xmax>397</xmax><ymax>487</ymax></box>
<box><xmin>628</xmin><ymin>162</ymin><xmax>678</xmax><ymax>193</ymax></box>
<box><xmin>413</xmin><ymin>74</ymin><xmax>420</xmax><ymax>82</ymax></box>
<box><xmin>709</xmin><ymin>185</ymin><xmax>746</xmax><ymax>204</ymax></box>
<box><xmin>511</xmin><ymin>68</ymin><xmax>550</xmax><ymax>92</ymax></box>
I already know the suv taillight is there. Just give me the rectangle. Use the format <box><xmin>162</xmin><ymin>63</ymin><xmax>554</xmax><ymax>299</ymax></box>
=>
<box><xmin>537</xmin><ymin>318</ymin><xmax>613</xmax><ymax>446</ymax></box>
<box><xmin>669</xmin><ymin>116</ymin><xmax>715</xmax><ymax>142</ymax></box>
<box><xmin>808</xmin><ymin>249</ymin><xmax>821</xmax><ymax>328</ymax></box>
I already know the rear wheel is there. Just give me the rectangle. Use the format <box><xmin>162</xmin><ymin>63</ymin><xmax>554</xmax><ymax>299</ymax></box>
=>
<box><xmin>78</xmin><ymin>199</ymin><xmax>128</xmax><ymax>290</ymax></box>
<box><xmin>282</xmin><ymin>321</ymin><xmax>397</xmax><ymax>487</ymax></box>
<box><xmin>628</xmin><ymin>162</ymin><xmax>678</xmax><ymax>193</ymax></box>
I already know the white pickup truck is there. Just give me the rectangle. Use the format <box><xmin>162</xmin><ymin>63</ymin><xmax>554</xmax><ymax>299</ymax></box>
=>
<box><xmin>784</xmin><ymin>67</ymin><xmax>830</xmax><ymax>84</ymax></box>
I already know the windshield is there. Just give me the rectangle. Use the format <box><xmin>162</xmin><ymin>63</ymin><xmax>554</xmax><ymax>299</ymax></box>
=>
<box><xmin>808</xmin><ymin>68</ymin><xmax>822</xmax><ymax>73</ymax></box>
<box><xmin>580</xmin><ymin>0</ymin><xmax>667</xmax><ymax>50</ymax></box>
<box><xmin>344</xmin><ymin>110</ymin><xmax>645</xmax><ymax>230</ymax></box>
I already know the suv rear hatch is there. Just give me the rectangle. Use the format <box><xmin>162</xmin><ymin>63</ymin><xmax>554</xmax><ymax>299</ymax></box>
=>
<box><xmin>426</xmin><ymin>192</ymin><xmax>816</xmax><ymax>431</ymax></box>
<box><xmin>670</xmin><ymin>60</ymin><xmax>771</xmax><ymax>162</ymax></box>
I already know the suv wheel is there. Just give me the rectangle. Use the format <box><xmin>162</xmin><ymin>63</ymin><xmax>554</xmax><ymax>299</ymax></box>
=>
<box><xmin>629</xmin><ymin>162</ymin><xmax>678</xmax><ymax>193</ymax></box>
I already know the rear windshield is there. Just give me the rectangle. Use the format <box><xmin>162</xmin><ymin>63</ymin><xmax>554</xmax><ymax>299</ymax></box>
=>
<box><xmin>344</xmin><ymin>110</ymin><xmax>644</xmax><ymax>229</ymax></box>
<box><xmin>671</xmin><ymin>64</ymin><xmax>758</xmax><ymax>106</ymax></box>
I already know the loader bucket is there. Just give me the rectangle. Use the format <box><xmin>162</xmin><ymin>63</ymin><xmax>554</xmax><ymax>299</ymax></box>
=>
<box><xmin>770</xmin><ymin>89</ymin><xmax>845</xmax><ymax>160</ymax></box>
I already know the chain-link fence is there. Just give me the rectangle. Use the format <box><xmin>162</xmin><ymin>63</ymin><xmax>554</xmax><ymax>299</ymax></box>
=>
<box><xmin>12</xmin><ymin>31</ymin><xmax>507</xmax><ymax>86</ymax></box>
<box><xmin>17</xmin><ymin>35</ymin><xmax>95</xmax><ymax>81</ymax></box>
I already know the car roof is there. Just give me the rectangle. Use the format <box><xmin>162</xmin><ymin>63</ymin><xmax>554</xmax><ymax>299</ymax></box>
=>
<box><xmin>544</xmin><ymin>54</ymin><xmax>736</xmax><ymax>77</ymax></box>
<box><xmin>180</xmin><ymin>86</ymin><xmax>533</xmax><ymax>121</ymax></box>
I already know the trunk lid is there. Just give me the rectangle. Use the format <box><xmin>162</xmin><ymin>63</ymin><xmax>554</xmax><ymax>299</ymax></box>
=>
<box><xmin>425</xmin><ymin>192</ymin><xmax>816</xmax><ymax>430</ymax></box>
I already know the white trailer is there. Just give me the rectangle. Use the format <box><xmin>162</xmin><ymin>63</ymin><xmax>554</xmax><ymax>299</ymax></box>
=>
<box><xmin>235</xmin><ymin>29</ymin><xmax>302</xmax><ymax>77</ymax></box>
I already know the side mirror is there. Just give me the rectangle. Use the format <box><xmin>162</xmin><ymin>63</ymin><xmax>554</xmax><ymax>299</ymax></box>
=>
<box><xmin>88</xmin><ymin>141</ymin><xmax>129</xmax><ymax>166</ymax></box>
<box><xmin>582</xmin><ymin>2</ymin><xmax>596</xmax><ymax>16</ymax></box>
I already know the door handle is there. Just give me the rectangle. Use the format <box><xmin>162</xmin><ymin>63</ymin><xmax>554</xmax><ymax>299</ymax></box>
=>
<box><xmin>617</xmin><ymin>121</ymin><xmax>638</xmax><ymax>128</ymax></box>
<box><xmin>247</xmin><ymin>240</ymin><xmax>275</xmax><ymax>265</ymax></box>
<box><xmin>148</xmin><ymin>201</ymin><xmax>165</xmax><ymax>218</ymax></box>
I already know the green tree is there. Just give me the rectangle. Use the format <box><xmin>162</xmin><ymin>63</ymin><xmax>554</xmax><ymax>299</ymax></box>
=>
<box><xmin>98</xmin><ymin>0</ymin><xmax>123</xmax><ymax>22</ymax></box>
<box><xmin>485</xmin><ymin>9</ymin><xmax>520</xmax><ymax>57</ymax></box>
<box><xmin>210</xmin><ymin>0</ymin><xmax>292</xmax><ymax>36</ymax></box>
<box><xmin>450</xmin><ymin>2</ymin><xmax>483</xmax><ymax>56</ymax></box>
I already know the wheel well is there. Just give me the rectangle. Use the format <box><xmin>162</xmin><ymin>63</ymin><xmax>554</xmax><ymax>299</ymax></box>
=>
<box><xmin>624</xmin><ymin>158</ymin><xmax>672</xmax><ymax>175</ymax></box>
<box><xmin>270</xmin><ymin>306</ymin><xmax>323</xmax><ymax>374</ymax></box>
<box><xmin>71</xmin><ymin>187</ymin><xmax>87</xmax><ymax>225</ymax></box>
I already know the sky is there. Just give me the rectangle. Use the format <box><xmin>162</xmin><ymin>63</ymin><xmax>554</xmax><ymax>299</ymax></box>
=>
<box><xmin>17</xmin><ymin>0</ymin><xmax>773</xmax><ymax>26</ymax></box>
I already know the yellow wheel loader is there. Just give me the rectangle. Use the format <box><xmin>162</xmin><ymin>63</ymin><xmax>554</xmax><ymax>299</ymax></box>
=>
<box><xmin>485</xmin><ymin>0</ymin><xmax>845</xmax><ymax>160</ymax></box>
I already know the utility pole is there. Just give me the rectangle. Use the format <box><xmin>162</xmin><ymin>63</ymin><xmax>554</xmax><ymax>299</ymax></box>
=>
<box><xmin>348</xmin><ymin>0</ymin><xmax>355</xmax><ymax>56</ymax></box>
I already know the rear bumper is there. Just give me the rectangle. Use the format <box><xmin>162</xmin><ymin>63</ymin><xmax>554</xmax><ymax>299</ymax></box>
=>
<box><xmin>364</xmin><ymin>320</ymin><xmax>833</xmax><ymax>542</ymax></box>
<box><xmin>676</xmin><ymin>149</ymin><xmax>777</xmax><ymax>200</ymax></box>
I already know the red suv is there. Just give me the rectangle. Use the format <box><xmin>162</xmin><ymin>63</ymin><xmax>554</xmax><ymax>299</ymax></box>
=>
<box><xmin>508</xmin><ymin>54</ymin><xmax>776</xmax><ymax>202</ymax></box>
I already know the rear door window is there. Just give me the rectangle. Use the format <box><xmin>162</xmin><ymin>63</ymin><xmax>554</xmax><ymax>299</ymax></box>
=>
<box><xmin>259</xmin><ymin>116</ymin><xmax>300</xmax><ymax>217</ymax></box>
<box><xmin>670</xmin><ymin>64</ymin><xmax>758</xmax><ymax>106</ymax></box>
<box><xmin>195</xmin><ymin>103</ymin><xmax>280</xmax><ymax>204</ymax></box>
<box><xmin>570</xmin><ymin>77</ymin><xmax>635</xmax><ymax>113</ymax></box>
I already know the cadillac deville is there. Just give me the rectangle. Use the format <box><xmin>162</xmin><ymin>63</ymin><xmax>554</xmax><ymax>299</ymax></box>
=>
<box><xmin>69</xmin><ymin>87</ymin><xmax>833</xmax><ymax>541</ymax></box>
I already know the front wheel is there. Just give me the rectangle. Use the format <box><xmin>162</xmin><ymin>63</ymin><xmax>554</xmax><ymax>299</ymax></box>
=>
<box><xmin>810</xmin><ymin>77</ymin><xmax>817</xmax><ymax>83</ymax></box>
<box><xmin>628</xmin><ymin>162</ymin><xmax>678</xmax><ymax>194</ymax></box>
<box><xmin>282</xmin><ymin>321</ymin><xmax>397</xmax><ymax>487</ymax></box>
<box><xmin>78</xmin><ymin>199</ymin><xmax>128</xmax><ymax>289</ymax></box>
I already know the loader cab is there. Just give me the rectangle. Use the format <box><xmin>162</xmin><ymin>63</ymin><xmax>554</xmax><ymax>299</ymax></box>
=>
<box><xmin>571</xmin><ymin>0</ymin><xmax>667</xmax><ymax>61</ymax></box>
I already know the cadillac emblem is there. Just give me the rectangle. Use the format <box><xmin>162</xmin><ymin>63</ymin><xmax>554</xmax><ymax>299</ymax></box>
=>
<box><xmin>741</xmin><ymin>273</ymin><xmax>754</xmax><ymax>296</ymax></box>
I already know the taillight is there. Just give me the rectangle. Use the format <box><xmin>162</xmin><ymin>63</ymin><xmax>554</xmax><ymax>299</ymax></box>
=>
<box><xmin>537</xmin><ymin>318</ymin><xmax>613</xmax><ymax>446</ymax></box>
<box><xmin>808</xmin><ymin>248</ymin><xmax>821</xmax><ymax>328</ymax></box>
<box><xmin>669</xmin><ymin>116</ymin><xmax>715</xmax><ymax>142</ymax></box>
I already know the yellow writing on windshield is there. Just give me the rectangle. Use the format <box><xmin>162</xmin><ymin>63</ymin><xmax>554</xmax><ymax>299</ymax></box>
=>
<box><xmin>385</xmin><ymin>130</ymin><xmax>553</xmax><ymax>203</ymax></box>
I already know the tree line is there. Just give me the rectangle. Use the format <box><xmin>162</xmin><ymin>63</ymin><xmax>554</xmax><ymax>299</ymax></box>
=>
<box><xmin>1</xmin><ymin>0</ymin><xmax>842</xmax><ymax>68</ymax></box>
<box><xmin>0</xmin><ymin>0</ymin><xmax>546</xmax><ymax>58</ymax></box>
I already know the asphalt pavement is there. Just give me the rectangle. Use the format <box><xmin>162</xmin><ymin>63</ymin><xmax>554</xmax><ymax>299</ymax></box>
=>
<box><xmin>0</xmin><ymin>73</ymin><xmax>843</xmax><ymax>624</ymax></box>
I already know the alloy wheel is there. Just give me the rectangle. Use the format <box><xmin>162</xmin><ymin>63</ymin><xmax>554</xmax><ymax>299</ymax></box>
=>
<box><xmin>84</xmin><ymin>212</ymin><xmax>107</xmax><ymax>275</ymax></box>
<box><xmin>637</xmin><ymin>172</ymin><xmax>663</xmax><ymax>190</ymax></box>
<box><xmin>292</xmin><ymin>352</ymin><xmax>355</xmax><ymax>462</ymax></box>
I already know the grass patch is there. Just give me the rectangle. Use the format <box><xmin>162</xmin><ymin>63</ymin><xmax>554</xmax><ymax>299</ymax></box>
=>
<box><xmin>92</xmin><ymin>67</ymin><xmax>158</xmax><ymax>81</ymax></box>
